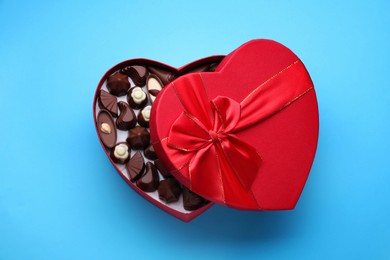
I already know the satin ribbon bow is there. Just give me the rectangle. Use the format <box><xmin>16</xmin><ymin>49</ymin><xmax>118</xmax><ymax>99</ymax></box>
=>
<box><xmin>167</xmin><ymin>60</ymin><xmax>313</xmax><ymax>205</ymax></box>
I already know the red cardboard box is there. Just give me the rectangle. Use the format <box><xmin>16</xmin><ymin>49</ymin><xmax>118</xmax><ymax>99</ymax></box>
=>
<box><xmin>93</xmin><ymin>39</ymin><xmax>319</xmax><ymax>222</ymax></box>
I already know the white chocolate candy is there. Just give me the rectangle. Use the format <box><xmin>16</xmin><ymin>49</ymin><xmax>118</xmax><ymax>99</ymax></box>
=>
<box><xmin>131</xmin><ymin>87</ymin><xmax>146</xmax><ymax>104</ymax></box>
<box><xmin>147</xmin><ymin>77</ymin><xmax>163</xmax><ymax>92</ymax></box>
<box><xmin>141</xmin><ymin>106</ymin><xmax>151</xmax><ymax>122</ymax></box>
<box><xmin>100</xmin><ymin>123</ymin><xmax>111</xmax><ymax>134</ymax></box>
<box><xmin>114</xmin><ymin>144</ymin><xmax>129</xmax><ymax>159</ymax></box>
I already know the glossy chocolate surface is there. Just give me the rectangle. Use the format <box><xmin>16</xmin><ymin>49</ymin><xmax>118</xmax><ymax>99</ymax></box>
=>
<box><xmin>121</xmin><ymin>65</ymin><xmax>148</xmax><ymax>86</ymax></box>
<box><xmin>147</xmin><ymin>66</ymin><xmax>176</xmax><ymax>85</ymax></box>
<box><xmin>146</xmin><ymin>74</ymin><xmax>164</xmax><ymax>103</ymax></box>
<box><xmin>110</xmin><ymin>142</ymin><xmax>130</xmax><ymax>164</ymax></box>
<box><xmin>183</xmin><ymin>187</ymin><xmax>209</xmax><ymax>211</ymax></box>
<box><xmin>116</xmin><ymin>101</ymin><xmax>136</xmax><ymax>130</ymax></box>
<box><xmin>208</xmin><ymin>63</ymin><xmax>219</xmax><ymax>72</ymax></box>
<box><xmin>106</xmin><ymin>72</ymin><xmax>130</xmax><ymax>96</ymax></box>
<box><xmin>126</xmin><ymin>151</ymin><xmax>145</xmax><ymax>182</ymax></box>
<box><xmin>136</xmin><ymin>162</ymin><xmax>159</xmax><ymax>192</ymax></box>
<box><xmin>127</xmin><ymin>126</ymin><xmax>150</xmax><ymax>150</ymax></box>
<box><xmin>185</xmin><ymin>63</ymin><xmax>211</xmax><ymax>74</ymax></box>
<box><xmin>127</xmin><ymin>87</ymin><xmax>148</xmax><ymax>109</ymax></box>
<box><xmin>158</xmin><ymin>179</ymin><xmax>182</xmax><ymax>203</ymax></box>
<box><xmin>97</xmin><ymin>110</ymin><xmax>117</xmax><ymax>149</ymax></box>
<box><xmin>98</xmin><ymin>90</ymin><xmax>118</xmax><ymax>117</ymax></box>
<box><xmin>144</xmin><ymin>143</ymin><xmax>157</xmax><ymax>160</ymax></box>
<box><xmin>154</xmin><ymin>159</ymin><xmax>172</xmax><ymax>178</ymax></box>
<box><xmin>138</xmin><ymin>106</ymin><xmax>151</xmax><ymax>128</ymax></box>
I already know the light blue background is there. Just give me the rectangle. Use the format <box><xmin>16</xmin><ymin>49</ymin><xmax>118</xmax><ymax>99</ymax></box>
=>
<box><xmin>1</xmin><ymin>1</ymin><xmax>389</xmax><ymax>259</ymax></box>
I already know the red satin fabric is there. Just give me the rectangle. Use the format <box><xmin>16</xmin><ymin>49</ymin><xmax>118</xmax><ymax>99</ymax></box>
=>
<box><xmin>166</xmin><ymin>60</ymin><xmax>313</xmax><ymax>207</ymax></box>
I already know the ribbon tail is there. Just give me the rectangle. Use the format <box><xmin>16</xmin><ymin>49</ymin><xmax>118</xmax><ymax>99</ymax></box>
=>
<box><xmin>189</xmin><ymin>144</ymin><xmax>226</xmax><ymax>203</ymax></box>
<box><xmin>221</xmin><ymin>135</ymin><xmax>262</xmax><ymax>191</ymax></box>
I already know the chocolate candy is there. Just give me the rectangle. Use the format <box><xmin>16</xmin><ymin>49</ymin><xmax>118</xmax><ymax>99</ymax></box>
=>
<box><xmin>154</xmin><ymin>159</ymin><xmax>172</xmax><ymax>178</ymax></box>
<box><xmin>208</xmin><ymin>63</ymin><xmax>219</xmax><ymax>72</ymax></box>
<box><xmin>126</xmin><ymin>151</ymin><xmax>145</xmax><ymax>182</ymax></box>
<box><xmin>185</xmin><ymin>63</ymin><xmax>211</xmax><ymax>74</ymax></box>
<box><xmin>147</xmin><ymin>66</ymin><xmax>176</xmax><ymax>85</ymax></box>
<box><xmin>110</xmin><ymin>142</ymin><xmax>130</xmax><ymax>164</ymax></box>
<box><xmin>158</xmin><ymin>179</ymin><xmax>182</xmax><ymax>203</ymax></box>
<box><xmin>116</xmin><ymin>101</ymin><xmax>136</xmax><ymax>130</ymax></box>
<box><xmin>127</xmin><ymin>126</ymin><xmax>150</xmax><ymax>150</ymax></box>
<box><xmin>146</xmin><ymin>75</ymin><xmax>163</xmax><ymax>103</ymax></box>
<box><xmin>106</xmin><ymin>72</ymin><xmax>130</xmax><ymax>96</ymax></box>
<box><xmin>121</xmin><ymin>65</ymin><xmax>148</xmax><ymax>86</ymax></box>
<box><xmin>144</xmin><ymin>143</ymin><xmax>157</xmax><ymax>160</ymax></box>
<box><xmin>138</xmin><ymin>106</ymin><xmax>151</xmax><ymax>127</ymax></box>
<box><xmin>98</xmin><ymin>90</ymin><xmax>118</xmax><ymax>117</ymax></box>
<box><xmin>97</xmin><ymin>110</ymin><xmax>117</xmax><ymax>149</ymax></box>
<box><xmin>127</xmin><ymin>86</ymin><xmax>148</xmax><ymax>109</ymax></box>
<box><xmin>136</xmin><ymin>162</ymin><xmax>159</xmax><ymax>192</ymax></box>
<box><xmin>183</xmin><ymin>187</ymin><xmax>208</xmax><ymax>211</ymax></box>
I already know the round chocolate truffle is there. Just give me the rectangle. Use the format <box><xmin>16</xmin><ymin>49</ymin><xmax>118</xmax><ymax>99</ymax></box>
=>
<box><xmin>106</xmin><ymin>72</ymin><xmax>130</xmax><ymax>97</ymax></box>
<box><xmin>127</xmin><ymin>87</ymin><xmax>148</xmax><ymax>109</ymax></box>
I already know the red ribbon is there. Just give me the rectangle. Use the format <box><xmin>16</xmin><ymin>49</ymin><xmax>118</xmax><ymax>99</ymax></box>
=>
<box><xmin>167</xmin><ymin>60</ymin><xmax>313</xmax><ymax>206</ymax></box>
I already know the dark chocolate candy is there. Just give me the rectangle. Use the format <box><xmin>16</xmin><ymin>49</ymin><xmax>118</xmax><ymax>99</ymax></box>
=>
<box><xmin>121</xmin><ymin>65</ymin><xmax>148</xmax><ymax>86</ymax></box>
<box><xmin>185</xmin><ymin>63</ymin><xmax>211</xmax><ymax>74</ymax></box>
<box><xmin>183</xmin><ymin>187</ymin><xmax>208</xmax><ymax>211</ymax></box>
<box><xmin>126</xmin><ymin>151</ymin><xmax>145</xmax><ymax>182</ymax></box>
<box><xmin>106</xmin><ymin>72</ymin><xmax>130</xmax><ymax>96</ymax></box>
<box><xmin>147</xmin><ymin>66</ymin><xmax>176</xmax><ymax>86</ymax></box>
<box><xmin>208</xmin><ymin>63</ymin><xmax>219</xmax><ymax>72</ymax></box>
<box><xmin>138</xmin><ymin>106</ymin><xmax>151</xmax><ymax>128</ymax></box>
<box><xmin>154</xmin><ymin>159</ymin><xmax>172</xmax><ymax>178</ymax></box>
<box><xmin>98</xmin><ymin>90</ymin><xmax>118</xmax><ymax>117</ymax></box>
<box><xmin>127</xmin><ymin>126</ymin><xmax>150</xmax><ymax>150</ymax></box>
<box><xmin>146</xmin><ymin>74</ymin><xmax>164</xmax><ymax>103</ymax></box>
<box><xmin>116</xmin><ymin>101</ymin><xmax>136</xmax><ymax>130</ymax></box>
<box><xmin>97</xmin><ymin>110</ymin><xmax>117</xmax><ymax>149</ymax></box>
<box><xmin>110</xmin><ymin>142</ymin><xmax>130</xmax><ymax>164</ymax></box>
<box><xmin>158</xmin><ymin>179</ymin><xmax>182</xmax><ymax>203</ymax></box>
<box><xmin>127</xmin><ymin>87</ymin><xmax>148</xmax><ymax>109</ymax></box>
<box><xmin>144</xmin><ymin>143</ymin><xmax>157</xmax><ymax>160</ymax></box>
<box><xmin>136</xmin><ymin>162</ymin><xmax>159</xmax><ymax>192</ymax></box>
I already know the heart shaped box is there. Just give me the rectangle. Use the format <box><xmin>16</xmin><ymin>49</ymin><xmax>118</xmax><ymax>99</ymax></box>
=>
<box><xmin>150</xmin><ymin>40</ymin><xmax>319</xmax><ymax>210</ymax></box>
<box><xmin>93</xmin><ymin>56</ymin><xmax>225</xmax><ymax>222</ymax></box>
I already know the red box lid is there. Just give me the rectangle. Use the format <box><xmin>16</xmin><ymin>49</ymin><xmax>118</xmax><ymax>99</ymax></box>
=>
<box><xmin>150</xmin><ymin>39</ymin><xmax>319</xmax><ymax>210</ymax></box>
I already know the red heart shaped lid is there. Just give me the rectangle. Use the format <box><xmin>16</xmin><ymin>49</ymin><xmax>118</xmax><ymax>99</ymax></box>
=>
<box><xmin>150</xmin><ymin>39</ymin><xmax>319</xmax><ymax>210</ymax></box>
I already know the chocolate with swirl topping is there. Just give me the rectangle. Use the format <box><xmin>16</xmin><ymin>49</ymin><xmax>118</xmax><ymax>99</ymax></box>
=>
<box><xmin>147</xmin><ymin>66</ymin><xmax>176</xmax><ymax>86</ymax></box>
<box><xmin>121</xmin><ymin>65</ymin><xmax>149</xmax><ymax>86</ymax></box>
